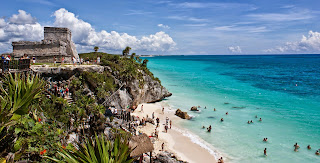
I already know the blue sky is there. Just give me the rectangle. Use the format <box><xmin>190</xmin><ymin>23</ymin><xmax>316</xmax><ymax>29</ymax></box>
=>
<box><xmin>1</xmin><ymin>0</ymin><xmax>320</xmax><ymax>54</ymax></box>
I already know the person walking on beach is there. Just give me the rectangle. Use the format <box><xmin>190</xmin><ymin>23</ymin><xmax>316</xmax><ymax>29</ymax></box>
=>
<box><xmin>156</xmin><ymin>117</ymin><xmax>160</xmax><ymax>127</ymax></box>
<box><xmin>170</xmin><ymin>120</ymin><xmax>172</xmax><ymax>129</ymax></box>
<box><xmin>152</xmin><ymin>112</ymin><xmax>154</xmax><ymax>119</ymax></box>
<box><xmin>141</xmin><ymin>105</ymin><xmax>144</xmax><ymax>113</ymax></box>
<box><xmin>264</xmin><ymin>148</ymin><xmax>267</xmax><ymax>156</ymax></box>
<box><xmin>162</xmin><ymin>107</ymin><xmax>164</xmax><ymax>114</ymax></box>
<box><xmin>162</xmin><ymin>143</ymin><xmax>164</xmax><ymax>151</ymax></box>
<box><xmin>165</xmin><ymin>125</ymin><xmax>168</xmax><ymax>133</ymax></box>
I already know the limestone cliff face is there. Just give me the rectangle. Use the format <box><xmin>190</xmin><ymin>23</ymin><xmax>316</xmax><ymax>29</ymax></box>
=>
<box><xmin>32</xmin><ymin>65</ymin><xmax>171</xmax><ymax>110</ymax></box>
<box><xmin>109</xmin><ymin>73</ymin><xmax>172</xmax><ymax>110</ymax></box>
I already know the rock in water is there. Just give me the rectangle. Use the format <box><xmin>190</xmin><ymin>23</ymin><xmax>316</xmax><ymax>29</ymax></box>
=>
<box><xmin>190</xmin><ymin>106</ymin><xmax>199</xmax><ymax>111</ymax></box>
<box><xmin>175</xmin><ymin>109</ymin><xmax>191</xmax><ymax>120</ymax></box>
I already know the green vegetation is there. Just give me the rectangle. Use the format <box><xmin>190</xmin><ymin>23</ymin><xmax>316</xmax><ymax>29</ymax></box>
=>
<box><xmin>51</xmin><ymin>131</ymin><xmax>133</xmax><ymax>163</ymax></box>
<box><xmin>0</xmin><ymin>73</ymin><xmax>130</xmax><ymax>162</ymax></box>
<box><xmin>94</xmin><ymin>46</ymin><xmax>99</xmax><ymax>52</ymax></box>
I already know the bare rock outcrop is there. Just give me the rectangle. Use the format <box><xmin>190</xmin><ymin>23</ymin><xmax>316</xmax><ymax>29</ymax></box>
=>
<box><xmin>175</xmin><ymin>109</ymin><xmax>191</xmax><ymax>120</ymax></box>
<box><xmin>190</xmin><ymin>106</ymin><xmax>199</xmax><ymax>111</ymax></box>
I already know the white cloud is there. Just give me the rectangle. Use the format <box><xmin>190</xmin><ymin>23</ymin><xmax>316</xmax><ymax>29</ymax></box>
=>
<box><xmin>0</xmin><ymin>10</ymin><xmax>43</xmax><ymax>43</ymax></box>
<box><xmin>124</xmin><ymin>10</ymin><xmax>153</xmax><ymax>16</ymax></box>
<box><xmin>214</xmin><ymin>25</ymin><xmax>270</xmax><ymax>33</ymax></box>
<box><xmin>265</xmin><ymin>31</ymin><xmax>320</xmax><ymax>54</ymax></box>
<box><xmin>228</xmin><ymin>46</ymin><xmax>242</xmax><ymax>53</ymax></box>
<box><xmin>0</xmin><ymin>8</ymin><xmax>176</xmax><ymax>53</ymax></box>
<box><xmin>157</xmin><ymin>24</ymin><xmax>170</xmax><ymax>29</ymax></box>
<box><xmin>53</xmin><ymin>8</ymin><xmax>176</xmax><ymax>52</ymax></box>
<box><xmin>183</xmin><ymin>24</ymin><xmax>207</xmax><ymax>27</ymax></box>
<box><xmin>9</xmin><ymin>10</ymin><xmax>37</xmax><ymax>25</ymax></box>
<box><xmin>167</xmin><ymin>15</ymin><xmax>208</xmax><ymax>22</ymax></box>
<box><xmin>174</xmin><ymin>2</ymin><xmax>256</xmax><ymax>10</ymax></box>
<box><xmin>247</xmin><ymin>10</ymin><xmax>313</xmax><ymax>22</ymax></box>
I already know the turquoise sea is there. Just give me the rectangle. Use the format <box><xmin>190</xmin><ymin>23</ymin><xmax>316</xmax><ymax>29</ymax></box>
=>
<box><xmin>144</xmin><ymin>55</ymin><xmax>320</xmax><ymax>163</ymax></box>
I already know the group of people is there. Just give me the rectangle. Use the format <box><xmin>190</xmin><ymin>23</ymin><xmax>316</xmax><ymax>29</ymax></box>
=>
<box><xmin>294</xmin><ymin>143</ymin><xmax>320</xmax><ymax>155</ymax></box>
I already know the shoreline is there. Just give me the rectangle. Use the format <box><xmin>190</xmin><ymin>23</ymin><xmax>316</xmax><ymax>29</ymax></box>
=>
<box><xmin>132</xmin><ymin>102</ymin><xmax>224</xmax><ymax>163</ymax></box>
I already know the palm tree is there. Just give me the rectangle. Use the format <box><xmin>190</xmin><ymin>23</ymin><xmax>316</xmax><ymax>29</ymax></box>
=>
<box><xmin>142</xmin><ymin>59</ymin><xmax>149</xmax><ymax>67</ymax></box>
<box><xmin>94</xmin><ymin>46</ymin><xmax>99</xmax><ymax>52</ymax></box>
<box><xmin>130</xmin><ymin>53</ymin><xmax>136</xmax><ymax>60</ymax></box>
<box><xmin>122</xmin><ymin>46</ymin><xmax>131</xmax><ymax>56</ymax></box>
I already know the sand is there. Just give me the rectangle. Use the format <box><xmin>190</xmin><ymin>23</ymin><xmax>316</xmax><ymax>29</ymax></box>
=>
<box><xmin>132</xmin><ymin>102</ymin><xmax>219</xmax><ymax>163</ymax></box>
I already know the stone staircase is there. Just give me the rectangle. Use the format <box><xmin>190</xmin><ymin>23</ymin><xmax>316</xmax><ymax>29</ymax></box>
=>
<box><xmin>65</xmin><ymin>93</ymin><xmax>74</xmax><ymax>105</ymax></box>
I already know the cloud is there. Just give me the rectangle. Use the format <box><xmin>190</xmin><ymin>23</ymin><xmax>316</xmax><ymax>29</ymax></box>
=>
<box><xmin>20</xmin><ymin>0</ymin><xmax>56</xmax><ymax>6</ymax></box>
<box><xmin>228</xmin><ymin>46</ymin><xmax>242</xmax><ymax>53</ymax></box>
<box><xmin>124</xmin><ymin>10</ymin><xmax>153</xmax><ymax>16</ymax></box>
<box><xmin>167</xmin><ymin>16</ymin><xmax>208</xmax><ymax>22</ymax></box>
<box><xmin>9</xmin><ymin>10</ymin><xmax>37</xmax><ymax>25</ymax></box>
<box><xmin>265</xmin><ymin>31</ymin><xmax>320</xmax><ymax>54</ymax></box>
<box><xmin>157</xmin><ymin>24</ymin><xmax>170</xmax><ymax>29</ymax></box>
<box><xmin>213</xmin><ymin>25</ymin><xmax>270</xmax><ymax>33</ymax></box>
<box><xmin>53</xmin><ymin>8</ymin><xmax>176</xmax><ymax>52</ymax></box>
<box><xmin>0</xmin><ymin>10</ymin><xmax>43</xmax><ymax>43</ymax></box>
<box><xmin>0</xmin><ymin>9</ymin><xmax>176</xmax><ymax>53</ymax></box>
<box><xmin>247</xmin><ymin>10</ymin><xmax>314</xmax><ymax>22</ymax></box>
<box><xmin>183</xmin><ymin>24</ymin><xmax>207</xmax><ymax>27</ymax></box>
<box><xmin>174</xmin><ymin>2</ymin><xmax>256</xmax><ymax>10</ymax></box>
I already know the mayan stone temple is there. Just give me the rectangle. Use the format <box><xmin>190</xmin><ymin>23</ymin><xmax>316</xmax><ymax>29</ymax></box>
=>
<box><xmin>12</xmin><ymin>27</ymin><xmax>79</xmax><ymax>63</ymax></box>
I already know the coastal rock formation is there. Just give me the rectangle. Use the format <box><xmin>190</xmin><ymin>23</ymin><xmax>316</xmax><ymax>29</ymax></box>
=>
<box><xmin>12</xmin><ymin>27</ymin><xmax>79</xmax><ymax>63</ymax></box>
<box><xmin>190</xmin><ymin>106</ymin><xmax>199</xmax><ymax>111</ymax></box>
<box><xmin>175</xmin><ymin>109</ymin><xmax>191</xmax><ymax>120</ymax></box>
<box><xmin>33</xmin><ymin>65</ymin><xmax>171</xmax><ymax>110</ymax></box>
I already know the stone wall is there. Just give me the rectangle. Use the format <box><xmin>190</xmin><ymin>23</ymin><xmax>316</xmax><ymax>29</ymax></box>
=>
<box><xmin>12</xmin><ymin>27</ymin><xmax>79</xmax><ymax>63</ymax></box>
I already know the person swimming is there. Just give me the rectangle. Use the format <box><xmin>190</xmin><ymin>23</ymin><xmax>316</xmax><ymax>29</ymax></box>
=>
<box><xmin>214</xmin><ymin>108</ymin><xmax>216</xmax><ymax>111</ymax></box>
<box><xmin>294</xmin><ymin>143</ymin><xmax>300</xmax><ymax>151</ymax></box>
<box><xmin>259</xmin><ymin>118</ymin><xmax>262</xmax><ymax>122</ymax></box>
<box><xmin>226</xmin><ymin>112</ymin><xmax>228</xmax><ymax>115</ymax></box>
<box><xmin>207</xmin><ymin>125</ymin><xmax>212</xmax><ymax>132</ymax></box>
<box><xmin>248</xmin><ymin>121</ymin><xmax>250</xmax><ymax>124</ymax></box>
<box><xmin>255</xmin><ymin>115</ymin><xmax>258</xmax><ymax>118</ymax></box>
<box><xmin>316</xmin><ymin>150</ymin><xmax>320</xmax><ymax>155</ymax></box>
<box><xmin>264</xmin><ymin>148</ymin><xmax>267</xmax><ymax>156</ymax></box>
<box><xmin>250</xmin><ymin>120</ymin><xmax>253</xmax><ymax>123</ymax></box>
<box><xmin>221</xmin><ymin>118</ymin><xmax>224</xmax><ymax>122</ymax></box>
<box><xmin>307</xmin><ymin>145</ymin><xmax>311</xmax><ymax>150</ymax></box>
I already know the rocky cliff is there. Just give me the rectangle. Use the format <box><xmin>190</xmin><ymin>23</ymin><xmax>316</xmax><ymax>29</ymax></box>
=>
<box><xmin>32</xmin><ymin>65</ymin><xmax>171</xmax><ymax>110</ymax></box>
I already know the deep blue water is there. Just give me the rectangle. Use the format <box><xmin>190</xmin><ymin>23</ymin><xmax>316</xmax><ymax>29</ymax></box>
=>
<box><xmin>143</xmin><ymin>55</ymin><xmax>320</xmax><ymax>163</ymax></box>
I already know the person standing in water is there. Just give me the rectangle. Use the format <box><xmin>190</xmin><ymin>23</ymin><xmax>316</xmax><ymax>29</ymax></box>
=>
<box><xmin>264</xmin><ymin>148</ymin><xmax>267</xmax><ymax>156</ymax></box>
<box><xmin>307</xmin><ymin>145</ymin><xmax>311</xmax><ymax>150</ymax></box>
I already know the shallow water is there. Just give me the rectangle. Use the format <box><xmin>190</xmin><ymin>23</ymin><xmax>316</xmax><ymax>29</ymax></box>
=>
<box><xmin>144</xmin><ymin>55</ymin><xmax>320</xmax><ymax>163</ymax></box>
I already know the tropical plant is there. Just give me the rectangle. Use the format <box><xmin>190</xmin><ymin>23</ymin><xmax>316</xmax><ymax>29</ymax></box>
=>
<box><xmin>122</xmin><ymin>46</ymin><xmax>131</xmax><ymax>56</ymax></box>
<box><xmin>0</xmin><ymin>73</ymin><xmax>46</xmax><ymax>134</ymax></box>
<box><xmin>94</xmin><ymin>46</ymin><xmax>99</xmax><ymax>52</ymax></box>
<box><xmin>50</xmin><ymin>133</ymin><xmax>133</xmax><ymax>163</ymax></box>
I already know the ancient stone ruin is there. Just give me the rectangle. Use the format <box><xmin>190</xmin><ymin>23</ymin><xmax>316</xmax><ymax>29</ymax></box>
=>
<box><xmin>12</xmin><ymin>27</ymin><xmax>79</xmax><ymax>63</ymax></box>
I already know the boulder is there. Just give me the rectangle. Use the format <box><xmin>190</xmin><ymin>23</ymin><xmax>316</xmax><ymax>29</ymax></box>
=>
<box><xmin>190</xmin><ymin>106</ymin><xmax>199</xmax><ymax>111</ymax></box>
<box><xmin>175</xmin><ymin>109</ymin><xmax>191</xmax><ymax>120</ymax></box>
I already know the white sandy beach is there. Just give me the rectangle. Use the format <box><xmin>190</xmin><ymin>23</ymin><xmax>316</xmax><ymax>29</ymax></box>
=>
<box><xmin>132</xmin><ymin>102</ymin><xmax>221</xmax><ymax>163</ymax></box>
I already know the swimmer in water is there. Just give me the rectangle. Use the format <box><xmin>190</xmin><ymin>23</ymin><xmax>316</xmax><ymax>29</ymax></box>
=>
<box><xmin>207</xmin><ymin>125</ymin><xmax>212</xmax><ymax>132</ymax></box>
<box><xmin>250</xmin><ymin>120</ymin><xmax>253</xmax><ymax>123</ymax></box>
<box><xmin>294</xmin><ymin>143</ymin><xmax>300</xmax><ymax>151</ymax></box>
<box><xmin>307</xmin><ymin>145</ymin><xmax>311</xmax><ymax>150</ymax></box>
<box><xmin>226</xmin><ymin>112</ymin><xmax>228</xmax><ymax>115</ymax></box>
<box><xmin>214</xmin><ymin>108</ymin><xmax>216</xmax><ymax>111</ymax></box>
<box><xmin>248</xmin><ymin>121</ymin><xmax>251</xmax><ymax>124</ymax></box>
<box><xmin>255</xmin><ymin>115</ymin><xmax>258</xmax><ymax>118</ymax></box>
<box><xmin>316</xmin><ymin>150</ymin><xmax>320</xmax><ymax>155</ymax></box>
<box><xmin>221</xmin><ymin>118</ymin><xmax>224</xmax><ymax>122</ymax></box>
<box><xmin>202</xmin><ymin>126</ymin><xmax>205</xmax><ymax>129</ymax></box>
<box><xmin>264</xmin><ymin>148</ymin><xmax>267</xmax><ymax>156</ymax></box>
<box><xmin>259</xmin><ymin>118</ymin><xmax>262</xmax><ymax>122</ymax></box>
